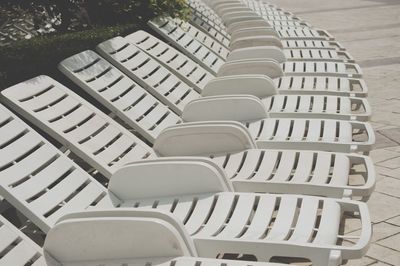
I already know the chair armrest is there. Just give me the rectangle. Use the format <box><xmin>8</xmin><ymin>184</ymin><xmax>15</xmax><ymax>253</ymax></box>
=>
<box><xmin>227</xmin><ymin>19</ymin><xmax>273</xmax><ymax>34</ymax></box>
<box><xmin>338</xmin><ymin>51</ymin><xmax>355</xmax><ymax>62</ymax></box>
<box><xmin>231</xmin><ymin>28</ymin><xmax>283</xmax><ymax>48</ymax></box>
<box><xmin>227</xmin><ymin>46</ymin><xmax>286</xmax><ymax>63</ymax></box>
<box><xmin>154</xmin><ymin>121</ymin><xmax>256</xmax><ymax>156</ymax></box>
<box><xmin>350</xmin><ymin>121</ymin><xmax>375</xmax><ymax>153</ymax></box>
<box><xmin>351</xmin><ymin>154</ymin><xmax>376</xmax><ymax>198</ymax></box>
<box><xmin>350</xmin><ymin>97</ymin><xmax>372</xmax><ymax>121</ymax></box>
<box><xmin>317</xmin><ymin>29</ymin><xmax>335</xmax><ymax>41</ymax></box>
<box><xmin>50</xmin><ymin>209</ymin><xmax>197</xmax><ymax>258</ymax></box>
<box><xmin>109</xmin><ymin>158</ymin><xmax>232</xmax><ymax>201</ymax></box>
<box><xmin>182</xmin><ymin>95</ymin><xmax>268</xmax><ymax>122</ymax></box>
<box><xmin>339</xmin><ymin>201</ymin><xmax>372</xmax><ymax>259</ymax></box>
<box><xmin>202</xmin><ymin>74</ymin><xmax>278</xmax><ymax>98</ymax></box>
<box><xmin>218</xmin><ymin>59</ymin><xmax>284</xmax><ymax>79</ymax></box>
<box><xmin>347</xmin><ymin>63</ymin><xmax>363</xmax><ymax>78</ymax></box>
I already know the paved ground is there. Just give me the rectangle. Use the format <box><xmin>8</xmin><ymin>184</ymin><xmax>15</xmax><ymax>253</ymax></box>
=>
<box><xmin>270</xmin><ymin>0</ymin><xmax>400</xmax><ymax>264</ymax></box>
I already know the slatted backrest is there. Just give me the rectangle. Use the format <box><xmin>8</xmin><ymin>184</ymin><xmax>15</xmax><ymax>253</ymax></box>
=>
<box><xmin>172</xmin><ymin>18</ymin><xmax>230</xmax><ymax>59</ymax></box>
<box><xmin>0</xmin><ymin>104</ymin><xmax>115</xmax><ymax>233</ymax></box>
<box><xmin>148</xmin><ymin>17</ymin><xmax>225</xmax><ymax>75</ymax></box>
<box><xmin>0</xmin><ymin>215</ymin><xmax>45</xmax><ymax>266</ymax></box>
<box><xmin>188</xmin><ymin>0</ymin><xmax>227</xmax><ymax>30</ymax></box>
<box><xmin>189</xmin><ymin>10</ymin><xmax>231</xmax><ymax>46</ymax></box>
<box><xmin>189</xmin><ymin>4</ymin><xmax>227</xmax><ymax>30</ymax></box>
<box><xmin>1</xmin><ymin>76</ymin><xmax>155</xmax><ymax>179</ymax></box>
<box><xmin>59</xmin><ymin>50</ymin><xmax>181</xmax><ymax>143</ymax></box>
<box><xmin>96</xmin><ymin>37</ymin><xmax>200</xmax><ymax>115</ymax></box>
<box><xmin>126</xmin><ymin>30</ymin><xmax>215</xmax><ymax>92</ymax></box>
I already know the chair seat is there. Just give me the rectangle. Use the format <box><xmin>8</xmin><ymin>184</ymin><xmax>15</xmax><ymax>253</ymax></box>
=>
<box><xmin>245</xmin><ymin>118</ymin><xmax>372</xmax><ymax>152</ymax></box>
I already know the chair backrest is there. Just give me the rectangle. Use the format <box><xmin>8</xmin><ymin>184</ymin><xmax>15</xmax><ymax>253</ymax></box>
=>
<box><xmin>0</xmin><ymin>104</ymin><xmax>115</xmax><ymax>233</ymax></box>
<box><xmin>0</xmin><ymin>76</ymin><xmax>155</xmax><ymax>179</ymax></box>
<box><xmin>189</xmin><ymin>7</ymin><xmax>231</xmax><ymax>46</ymax></box>
<box><xmin>44</xmin><ymin>215</ymin><xmax>193</xmax><ymax>264</ymax></box>
<box><xmin>126</xmin><ymin>30</ymin><xmax>215</xmax><ymax>92</ymax></box>
<box><xmin>172</xmin><ymin>17</ymin><xmax>230</xmax><ymax>59</ymax></box>
<box><xmin>59</xmin><ymin>50</ymin><xmax>181</xmax><ymax>144</ymax></box>
<box><xmin>0</xmin><ymin>214</ymin><xmax>45</xmax><ymax>266</ymax></box>
<box><xmin>96</xmin><ymin>37</ymin><xmax>201</xmax><ymax>115</ymax></box>
<box><xmin>149</xmin><ymin>17</ymin><xmax>225</xmax><ymax>75</ymax></box>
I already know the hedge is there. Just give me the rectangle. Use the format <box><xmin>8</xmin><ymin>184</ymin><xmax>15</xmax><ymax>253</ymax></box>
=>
<box><xmin>0</xmin><ymin>23</ymin><xmax>145</xmax><ymax>89</ymax></box>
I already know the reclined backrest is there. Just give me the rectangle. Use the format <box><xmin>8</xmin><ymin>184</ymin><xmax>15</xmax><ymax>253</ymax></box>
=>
<box><xmin>0</xmin><ymin>104</ymin><xmax>116</xmax><ymax>233</ymax></box>
<box><xmin>124</xmin><ymin>30</ymin><xmax>215</xmax><ymax>93</ymax></box>
<box><xmin>0</xmin><ymin>214</ymin><xmax>45</xmax><ymax>265</ymax></box>
<box><xmin>96</xmin><ymin>37</ymin><xmax>200</xmax><ymax>114</ymax></box>
<box><xmin>149</xmin><ymin>16</ymin><xmax>225</xmax><ymax>75</ymax></box>
<box><xmin>44</xmin><ymin>215</ymin><xmax>194</xmax><ymax>264</ymax></box>
<box><xmin>0</xmin><ymin>76</ymin><xmax>155</xmax><ymax>179</ymax></box>
<box><xmin>59</xmin><ymin>50</ymin><xmax>181</xmax><ymax>143</ymax></box>
<box><xmin>126</xmin><ymin>30</ymin><xmax>215</xmax><ymax>92</ymax></box>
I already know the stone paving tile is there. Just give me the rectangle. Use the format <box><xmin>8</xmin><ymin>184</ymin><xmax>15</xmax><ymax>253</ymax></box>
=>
<box><xmin>373</xmin><ymin>132</ymin><xmax>399</xmax><ymax>149</ymax></box>
<box><xmin>386</xmin><ymin>215</ymin><xmax>400</xmax><ymax>226</ymax></box>
<box><xmin>386</xmin><ymin>146</ymin><xmax>400</xmax><ymax>152</ymax></box>
<box><xmin>369</xmin><ymin>222</ymin><xmax>400</xmax><ymax>242</ymax></box>
<box><xmin>377</xmin><ymin>157</ymin><xmax>400</xmax><ymax>169</ymax></box>
<box><xmin>370</xmin><ymin>263</ymin><xmax>392</xmax><ymax>266</ymax></box>
<box><xmin>375</xmin><ymin>165</ymin><xmax>400</xmax><ymax>180</ymax></box>
<box><xmin>343</xmin><ymin>256</ymin><xmax>377</xmax><ymax>265</ymax></box>
<box><xmin>367</xmin><ymin>192</ymin><xmax>400</xmax><ymax>223</ymax></box>
<box><xmin>370</xmin><ymin>148</ymin><xmax>400</xmax><ymax>163</ymax></box>
<box><xmin>377</xmin><ymin>232</ymin><xmax>400</xmax><ymax>251</ymax></box>
<box><xmin>366</xmin><ymin>243</ymin><xmax>400</xmax><ymax>265</ymax></box>
<box><xmin>375</xmin><ymin>177</ymin><xmax>400</xmax><ymax>197</ymax></box>
<box><xmin>379</xmin><ymin>128</ymin><xmax>400</xmax><ymax>145</ymax></box>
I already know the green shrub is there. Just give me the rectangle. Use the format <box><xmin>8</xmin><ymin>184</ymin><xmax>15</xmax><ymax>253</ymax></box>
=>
<box><xmin>85</xmin><ymin>0</ymin><xmax>190</xmax><ymax>25</ymax></box>
<box><xmin>0</xmin><ymin>23</ymin><xmax>140</xmax><ymax>89</ymax></box>
<box><xmin>0</xmin><ymin>0</ymin><xmax>190</xmax><ymax>31</ymax></box>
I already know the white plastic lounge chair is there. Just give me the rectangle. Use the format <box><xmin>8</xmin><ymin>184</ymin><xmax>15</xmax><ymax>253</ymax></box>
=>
<box><xmin>179</xmin><ymin>2</ymin><xmax>346</xmax><ymax>51</ymax></box>
<box><xmin>63</xmin><ymin>47</ymin><xmax>374</xmax><ymax>153</ymax></box>
<box><xmin>62</xmin><ymin>47</ymin><xmax>370</xmax><ymax>122</ymax></box>
<box><xmin>156</xmin><ymin>17</ymin><xmax>351</xmax><ymax>64</ymax></box>
<box><xmin>190</xmin><ymin>0</ymin><xmax>311</xmax><ymax>32</ymax></box>
<box><xmin>65</xmin><ymin>46</ymin><xmax>374</xmax><ymax>153</ymax></box>
<box><xmin>0</xmin><ymin>212</ymin><xmax>282</xmax><ymax>266</ymax></box>
<box><xmin>190</xmin><ymin>0</ymin><xmax>300</xmax><ymax>25</ymax></box>
<box><xmin>148</xmin><ymin>17</ymin><xmax>362</xmax><ymax>78</ymax></box>
<box><xmin>123</xmin><ymin>31</ymin><xmax>369</xmax><ymax>119</ymax></box>
<box><xmin>0</xmin><ymin>215</ymin><xmax>45</xmax><ymax>266</ymax></box>
<box><xmin>191</xmin><ymin>4</ymin><xmax>309</xmax><ymax>33</ymax></box>
<box><xmin>186</xmin><ymin>1</ymin><xmax>334</xmax><ymax>42</ymax></box>
<box><xmin>173</xmin><ymin>18</ymin><xmax>352</xmax><ymax>63</ymax></box>
<box><xmin>0</xmin><ymin>77</ymin><xmax>375</xmax><ymax>199</ymax></box>
<box><xmin>0</xmin><ymin>104</ymin><xmax>372</xmax><ymax>265</ymax></box>
<box><xmin>188</xmin><ymin>2</ymin><xmax>317</xmax><ymax>51</ymax></box>
<box><xmin>127</xmin><ymin>31</ymin><xmax>365</xmax><ymax>97</ymax></box>
<box><xmin>45</xmin><ymin>212</ymin><xmax>286</xmax><ymax>266</ymax></box>
<box><xmin>208</xmin><ymin>0</ymin><xmax>289</xmax><ymax>14</ymax></box>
